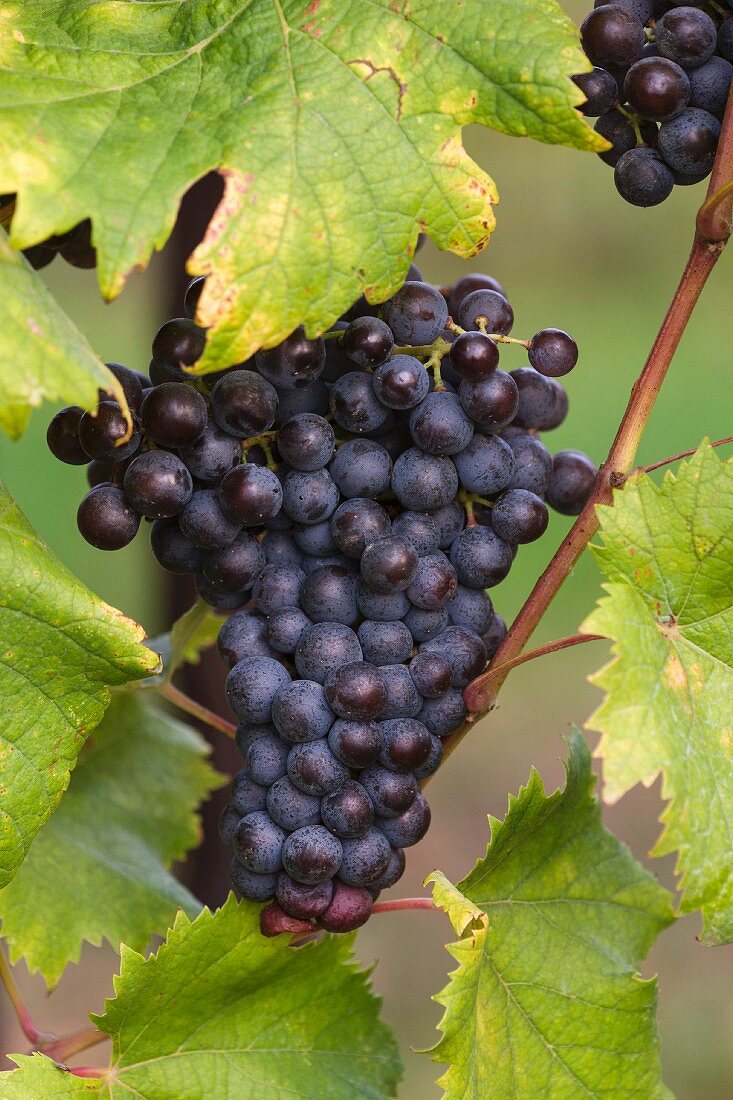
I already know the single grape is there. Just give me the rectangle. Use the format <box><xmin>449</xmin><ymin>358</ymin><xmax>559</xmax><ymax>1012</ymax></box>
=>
<box><xmin>528</xmin><ymin>329</ymin><xmax>578</xmax><ymax>377</ymax></box>
<box><xmin>287</xmin><ymin>740</ymin><xmax>350</xmax><ymax>797</ymax></box>
<box><xmin>491</xmin><ymin>489</ymin><xmax>550</xmax><ymax>544</ymax></box>
<box><xmin>342</xmin><ymin>316</ymin><xmax>394</xmax><ymax>368</ymax></box>
<box><xmin>210</xmin><ymin>370</ymin><xmax>278</xmax><ymax>438</ymax></box>
<box><xmin>378</xmin><ymin>718</ymin><xmax>432</xmax><ymax>773</ymax></box>
<box><xmin>658</xmin><ymin>107</ymin><xmax>721</xmax><ymax>174</ymax></box>
<box><xmin>357</xmin><ymin>620</ymin><xmax>413</xmax><ymax>666</ymax></box>
<box><xmin>338</xmin><ymin>828</ymin><xmax>392</xmax><ymax>887</ymax></box>
<box><xmin>421</xmin><ymin>625</ymin><xmax>487</xmax><ymax>687</ymax></box>
<box><xmin>321</xmin><ymin>780</ymin><xmax>375</xmax><ymax>838</ymax></box>
<box><xmin>178</xmin><ymin>421</ymin><xmax>240</xmax><ymax>484</ymax></box>
<box><xmin>624</xmin><ymin>57</ymin><xmax>690</xmax><ymax>122</ymax></box>
<box><xmin>151</xmin><ymin>318</ymin><xmax>206</xmax><ymax>381</ymax></box>
<box><xmin>226</xmin><ymin>656</ymin><xmax>291</xmax><ymax>723</ymax></box>
<box><xmin>355</xmin><ymin>581</ymin><xmax>410</xmax><ymax>622</ymax></box>
<box><xmin>656</xmin><ymin>7</ymin><xmax>717</xmax><ymax>69</ymax></box>
<box><xmin>360</xmin><ymin>765</ymin><xmax>417</xmax><ymax>818</ymax></box>
<box><xmin>317</xmin><ymin>880</ymin><xmax>373</xmax><ymax>932</ymax></box>
<box><xmin>140</xmin><ymin>382</ymin><xmax>207</xmax><ymax>448</ymax></box>
<box><xmin>458</xmin><ymin>371</ymin><xmax>519</xmax><ymax>432</ymax></box>
<box><xmin>447</xmin><ymin>586</ymin><xmax>495</xmax><ymax>635</ymax></box>
<box><xmin>331</xmin><ymin>498</ymin><xmax>391</xmax><ymax>559</ymax></box>
<box><xmin>195</xmin><ymin>573</ymin><xmax>249</xmax><ymax>610</ymax></box>
<box><xmin>267</xmin><ymin>777</ymin><xmax>321</xmax><ymax>831</ymax></box>
<box><xmin>413</xmin><ymin>733</ymin><xmax>444</xmax><ymax>779</ymax></box>
<box><xmin>614</xmin><ymin>147</ymin><xmax>676</xmax><ymax>205</ymax></box>
<box><xmin>450</xmin><ymin>527</ymin><xmax>514</xmax><ymax>589</ymax></box>
<box><xmin>403</xmin><ymin>605</ymin><xmax>449</xmax><ymax>643</ymax></box>
<box><xmin>453</xmin><ymin>433</ymin><xmax>515</xmax><ymax>496</ymax></box>
<box><xmin>255</xmin><ymin>328</ymin><xmax>325</xmax><ymax>390</ymax></box>
<box><xmin>502</xmin><ymin>429</ymin><xmax>553</xmax><ymax>496</ymax></box>
<box><xmin>406</xmin><ymin>552</ymin><xmax>458</xmax><ymax>610</ymax></box>
<box><xmin>219</xmin><ymin>464</ymin><xmax>283</xmax><ymax>526</ymax></box>
<box><xmin>218</xmin><ymin>611</ymin><xmax>275</xmax><ymax>667</ymax></box>
<box><xmin>581</xmin><ymin>6</ymin><xmax>646</xmax><ymax>69</ymax></box>
<box><xmin>102</xmin><ymin>363</ymin><xmax>144</xmax><ymax>413</ymax></box>
<box><xmin>360</xmin><ymin>535</ymin><xmax>419</xmax><ymax>594</ymax></box>
<box><xmin>202</xmin><ymin>531</ymin><xmax>265</xmax><ymax>592</ymax></box>
<box><xmin>179</xmin><ymin>489</ymin><xmax>242</xmax><ymax>548</ymax></box>
<box><xmin>481</xmin><ymin>614</ymin><xmax>508</xmax><ymax>659</ymax></box>
<box><xmin>77</xmin><ymin>485</ymin><xmax>140</xmax><ymax>550</ymax></box>
<box><xmin>377</xmin><ymin>664</ymin><xmax>423</xmax><ymax>719</ymax></box>
<box><xmin>295</xmin><ymin>622</ymin><xmax>363</xmax><ymax>683</ymax></box>
<box><xmin>78</xmin><ymin>401</ymin><xmax>140</xmax><ymax>461</ymax></box>
<box><xmin>719</xmin><ymin>19</ymin><xmax>733</xmax><ymax>65</ymax></box>
<box><xmin>330</xmin><ymin>438</ymin><xmax>393</xmax><ymax>499</ymax></box>
<box><xmin>267</xmin><ymin>607</ymin><xmax>311</xmax><ymax>654</ymax></box>
<box><xmin>276</xmin><ymin>413</ymin><xmax>335</xmax><ymax>471</ymax></box>
<box><xmin>86</xmin><ymin>459</ymin><xmax>114</xmax><ymax>487</ymax></box>
<box><xmin>245</xmin><ymin>733</ymin><xmax>290</xmax><ymax>786</ymax></box>
<box><xmin>330</xmin><ymin>372</ymin><xmax>390</xmax><ymax>433</ymax></box>
<box><xmin>150</xmin><ymin>518</ymin><xmax>203</xmax><ymax>574</ymax></box>
<box><xmin>572</xmin><ymin>66</ymin><xmax>619</xmax><ymax>116</ymax></box>
<box><xmin>372</xmin><ymin>354</ymin><xmax>431</xmax><ymax>410</ymax></box>
<box><xmin>123</xmin><ymin>451</ymin><xmax>193</xmax><ymax>518</ymax></box>
<box><xmin>458</xmin><ymin>290</ymin><xmax>514</xmax><ymax>335</ymax></box>
<box><xmin>230</xmin><ymin>768</ymin><xmax>269</xmax><ymax>816</ymax></box>
<box><xmin>418</xmin><ymin>689</ymin><xmax>468</xmax><ymax>738</ymax></box>
<box><xmin>324</xmin><ymin>662</ymin><xmax>388</xmax><ymax>720</ymax></box>
<box><xmin>328</xmin><ymin>719</ymin><xmax>381</xmax><ymax>768</ymax></box>
<box><xmin>449</xmin><ymin>331</ymin><xmax>500</xmax><ymax>381</ymax></box>
<box><xmin>389</xmin><ymin>511</ymin><xmax>440</xmax><ymax>557</ymax></box>
<box><xmin>282</xmin><ymin>468</ymin><xmax>340</xmax><ymax>525</ymax></box>
<box><xmin>546</xmin><ymin>450</ymin><xmax>599</xmax><ymax>515</ymax></box>
<box><xmin>183</xmin><ymin>275</ymin><xmax>205</xmax><ymax>319</ymax></box>
<box><xmin>259</xmin><ymin>902</ymin><xmax>312</xmax><ymax>936</ymax></box>
<box><xmin>300</xmin><ymin>565</ymin><xmax>359</xmax><ymax>626</ymax></box>
<box><xmin>391</xmin><ymin>448</ymin><xmax>459</xmax><ymax>511</ymax></box>
<box><xmin>230</xmin><ymin>861</ymin><xmax>278</xmax><ymax>903</ymax></box>
<box><xmin>429</xmin><ymin>501</ymin><xmax>466</xmax><ymax>549</ymax></box>
<box><xmin>233</xmin><ymin>811</ymin><xmax>286</xmax><ymax>875</ymax></box>
<box><xmin>409</xmin><ymin>391</ymin><xmax>474</xmax><ymax>456</ymax></box>
<box><xmin>409</xmin><ymin>651</ymin><xmax>453</xmax><ymax>698</ymax></box>
<box><xmin>511</xmin><ymin>368</ymin><xmax>567</xmax><ymax>431</ymax></box>
<box><xmin>383</xmin><ymin>281</ymin><xmax>449</xmax><ymax>345</ymax></box>
<box><xmin>293</xmin><ymin>519</ymin><xmax>338</xmax><ymax>557</ymax></box>
<box><xmin>235</xmin><ymin>723</ymin><xmax>274</xmax><ymax>758</ymax></box>
<box><xmin>369</xmin><ymin>846</ymin><xmax>407</xmax><ymax>892</ymax></box>
<box><xmin>688</xmin><ymin>56</ymin><xmax>733</xmax><ymax>120</ymax></box>
<box><xmin>276</xmin><ymin>874</ymin><xmax>333</xmax><ymax>920</ymax></box>
<box><xmin>219</xmin><ymin>803</ymin><xmax>242</xmax><ymax>848</ymax></box>
<box><xmin>47</xmin><ymin>406</ymin><xmax>88</xmax><ymax>465</ymax></box>
<box><xmin>262</xmin><ymin>529</ymin><xmax>303</xmax><ymax>568</ymax></box>
<box><xmin>377</xmin><ymin>793</ymin><xmax>431</xmax><ymax>848</ymax></box>
<box><xmin>272</xmin><ymin>679</ymin><xmax>334</xmax><ymax>743</ymax></box>
<box><xmin>252</xmin><ymin>563</ymin><xmax>306</xmax><ymax>615</ymax></box>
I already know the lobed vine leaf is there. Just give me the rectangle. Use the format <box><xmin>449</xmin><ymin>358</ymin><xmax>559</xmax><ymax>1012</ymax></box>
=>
<box><xmin>0</xmin><ymin>228</ymin><xmax>129</xmax><ymax>439</ymax></box>
<box><xmin>0</xmin><ymin>480</ymin><xmax>159</xmax><ymax>890</ymax></box>
<box><xmin>86</xmin><ymin>896</ymin><xmax>401</xmax><ymax>1098</ymax></box>
<box><xmin>0</xmin><ymin>1055</ymin><xmax>103</xmax><ymax>1098</ymax></box>
<box><xmin>0</xmin><ymin>695</ymin><xmax>222</xmax><ymax>988</ymax></box>
<box><xmin>428</xmin><ymin>733</ymin><xmax>674</xmax><ymax>1099</ymax></box>
<box><xmin>0</xmin><ymin>0</ymin><xmax>602</xmax><ymax>371</ymax></box>
<box><xmin>583</xmin><ymin>442</ymin><xmax>733</xmax><ymax>944</ymax></box>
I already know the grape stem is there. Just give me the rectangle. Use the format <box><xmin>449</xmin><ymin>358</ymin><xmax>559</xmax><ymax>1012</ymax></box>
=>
<box><xmin>640</xmin><ymin>434</ymin><xmax>733</xmax><ymax>474</ymax></box>
<box><xmin>463</xmin><ymin>634</ymin><xmax>606</xmax><ymax>720</ymax></box>
<box><xmin>370</xmin><ymin>897</ymin><xmax>438</xmax><ymax>915</ymax></box>
<box><xmin>0</xmin><ymin>949</ymin><xmax>56</xmax><ymax>1048</ymax></box>
<box><xmin>159</xmin><ymin>681</ymin><xmax>236</xmax><ymax>738</ymax></box>
<box><xmin>454</xmin><ymin>80</ymin><xmax>733</xmax><ymax>735</ymax></box>
<box><xmin>43</xmin><ymin>1028</ymin><xmax>107</xmax><ymax>1063</ymax></box>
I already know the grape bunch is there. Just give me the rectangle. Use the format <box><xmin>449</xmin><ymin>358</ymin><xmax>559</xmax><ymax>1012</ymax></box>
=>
<box><xmin>574</xmin><ymin>1</ymin><xmax>732</xmax><ymax>206</ymax></box>
<box><xmin>0</xmin><ymin>197</ymin><xmax>97</xmax><ymax>270</ymax></box>
<box><xmin>46</xmin><ymin>263</ymin><xmax>598</xmax><ymax>935</ymax></box>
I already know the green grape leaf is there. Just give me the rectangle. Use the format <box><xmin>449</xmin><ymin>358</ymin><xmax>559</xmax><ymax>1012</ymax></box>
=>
<box><xmin>425</xmin><ymin>870</ymin><xmax>486</xmax><ymax>939</ymax></box>
<box><xmin>0</xmin><ymin>481</ymin><xmax>159</xmax><ymax>889</ymax></box>
<box><xmin>87</xmin><ymin>897</ymin><xmax>401</xmax><ymax>1099</ymax></box>
<box><xmin>0</xmin><ymin>1055</ymin><xmax>103</xmax><ymax>1098</ymax></box>
<box><xmin>583</xmin><ymin>442</ymin><xmax>733</xmax><ymax>944</ymax></box>
<box><xmin>429</xmin><ymin>733</ymin><xmax>674</xmax><ymax>1099</ymax></box>
<box><xmin>152</xmin><ymin>599</ymin><xmax>223</xmax><ymax>681</ymax></box>
<box><xmin>0</xmin><ymin>695</ymin><xmax>222</xmax><ymax>988</ymax></box>
<box><xmin>0</xmin><ymin>228</ymin><xmax>129</xmax><ymax>439</ymax></box>
<box><xmin>1</xmin><ymin>1</ymin><xmax>602</xmax><ymax>371</ymax></box>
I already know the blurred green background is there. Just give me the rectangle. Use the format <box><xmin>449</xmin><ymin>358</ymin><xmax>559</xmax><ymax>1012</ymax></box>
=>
<box><xmin>1</xmin><ymin>1</ymin><xmax>732</xmax><ymax>1092</ymax></box>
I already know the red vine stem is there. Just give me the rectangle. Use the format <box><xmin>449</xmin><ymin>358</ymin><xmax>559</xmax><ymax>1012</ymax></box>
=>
<box><xmin>0</xmin><ymin>950</ymin><xmax>54</xmax><ymax>1047</ymax></box>
<box><xmin>641</xmin><ymin>434</ymin><xmax>733</xmax><ymax>474</ymax></box>
<box><xmin>159</xmin><ymin>681</ymin><xmax>236</xmax><ymax>739</ymax></box>
<box><xmin>456</xmin><ymin>84</ymin><xmax>733</xmax><ymax>734</ymax></box>
<box><xmin>370</xmin><ymin>897</ymin><xmax>438</xmax><ymax>915</ymax></box>
<box><xmin>43</xmin><ymin>1027</ymin><xmax>107</xmax><ymax>1064</ymax></box>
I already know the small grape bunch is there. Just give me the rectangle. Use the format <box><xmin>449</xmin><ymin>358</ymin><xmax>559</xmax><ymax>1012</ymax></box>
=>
<box><xmin>46</xmin><ymin>262</ymin><xmax>597</xmax><ymax>935</ymax></box>
<box><xmin>573</xmin><ymin>2</ymin><xmax>732</xmax><ymax>206</ymax></box>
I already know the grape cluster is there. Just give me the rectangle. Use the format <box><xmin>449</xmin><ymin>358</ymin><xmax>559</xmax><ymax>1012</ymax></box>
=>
<box><xmin>574</xmin><ymin>2</ymin><xmax>733</xmax><ymax>206</ymax></box>
<box><xmin>47</xmin><ymin>263</ymin><xmax>597</xmax><ymax>935</ymax></box>
<box><xmin>0</xmin><ymin>206</ymin><xmax>97</xmax><ymax>270</ymax></box>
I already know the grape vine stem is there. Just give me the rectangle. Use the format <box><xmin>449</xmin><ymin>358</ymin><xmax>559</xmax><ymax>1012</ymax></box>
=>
<box><xmin>0</xmin><ymin>950</ymin><xmax>55</xmax><ymax>1048</ymax></box>
<box><xmin>159</xmin><ymin>681</ymin><xmax>236</xmax><ymax>738</ymax></box>
<box><xmin>641</xmin><ymin>433</ymin><xmax>733</xmax><ymax>474</ymax></box>
<box><xmin>370</xmin><ymin>897</ymin><xmax>438</xmax><ymax>915</ymax></box>
<box><xmin>456</xmin><ymin>82</ymin><xmax>733</xmax><ymax>735</ymax></box>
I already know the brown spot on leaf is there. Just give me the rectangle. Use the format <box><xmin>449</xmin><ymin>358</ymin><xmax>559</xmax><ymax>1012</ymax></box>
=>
<box><xmin>348</xmin><ymin>58</ymin><xmax>408</xmax><ymax>121</ymax></box>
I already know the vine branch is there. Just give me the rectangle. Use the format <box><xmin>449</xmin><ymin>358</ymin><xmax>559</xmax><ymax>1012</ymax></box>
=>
<box><xmin>0</xmin><ymin>950</ymin><xmax>55</xmax><ymax>1047</ymax></box>
<box><xmin>453</xmin><ymin>82</ymin><xmax>733</xmax><ymax>739</ymax></box>
<box><xmin>641</xmin><ymin>434</ymin><xmax>733</xmax><ymax>474</ymax></box>
<box><xmin>159</xmin><ymin>681</ymin><xmax>236</xmax><ymax>738</ymax></box>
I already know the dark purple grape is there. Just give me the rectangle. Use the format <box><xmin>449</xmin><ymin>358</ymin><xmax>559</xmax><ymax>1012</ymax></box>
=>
<box><xmin>614</xmin><ymin>147</ymin><xmax>675</xmax><ymax>205</ymax></box>
<box><xmin>287</xmin><ymin>739</ymin><xmax>350</xmax><ymax>797</ymax></box>
<box><xmin>282</xmin><ymin>469</ymin><xmax>340</xmax><ymax>526</ymax></box>
<box><xmin>406</xmin><ymin>552</ymin><xmax>458</xmax><ymax>610</ymax></box>
<box><xmin>300</xmin><ymin>565</ymin><xmax>359</xmax><ymax>626</ymax></box>
<box><xmin>318</xmin><ymin>880</ymin><xmax>373</xmax><ymax>932</ymax></box>
<box><xmin>378</xmin><ymin>793</ymin><xmax>431</xmax><ymax>848</ymax></box>
<box><xmin>369</xmin><ymin>846</ymin><xmax>406</xmax><ymax>892</ymax></box>
<box><xmin>328</xmin><ymin>719</ymin><xmax>382</xmax><ymax>768</ymax></box>
<box><xmin>245</xmin><ymin>733</ymin><xmax>290</xmax><ymax>786</ymax></box>
<box><xmin>409</xmin><ymin>651</ymin><xmax>453</xmax><ymax>698</ymax></box>
<box><xmin>378</xmin><ymin>718</ymin><xmax>432</xmax><ymax>773</ymax></box>
<box><xmin>276</xmin><ymin>413</ymin><xmax>334</xmax><ymax>471</ymax></box>
<box><xmin>481</xmin><ymin>614</ymin><xmax>507</xmax><ymax>659</ymax></box>
<box><xmin>357</xmin><ymin>620</ymin><xmax>413</xmax><ymax>666</ymax></box>
<box><xmin>195</xmin><ymin>574</ymin><xmax>249</xmax><ymax>610</ymax></box>
<box><xmin>421</xmin><ymin>626</ymin><xmax>487</xmax><ymax>687</ymax></box>
<box><xmin>581</xmin><ymin>6</ymin><xmax>646</xmax><ymax>69</ymax></box>
<box><xmin>294</xmin><ymin>622</ymin><xmax>363</xmax><ymax>684</ymax></box>
<box><xmin>324</xmin><ymin>662</ymin><xmax>388</xmax><ymax>720</ymax></box>
<box><xmin>447</xmin><ymin>586</ymin><xmax>494</xmax><ymax>635</ymax></box>
<box><xmin>330</xmin><ymin>372</ymin><xmax>389</xmax><ymax>433</ymax></box>
<box><xmin>210</xmin><ymin>370</ymin><xmax>278</xmax><ymax>439</ymax></box>
<box><xmin>448</xmin><ymin>273</ymin><xmax>506</xmax><ymax>317</ymax></box>
<box><xmin>391</xmin><ymin>449</ymin><xmax>459</xmax><ymax>512</ymax></box>
<box><xmin>202</xmin><ymin>531</ymin><xmax>264</xmax><ymax>591</ymax></box>
<box><xmin>390</xmin><ymin>511</ymin><xmax>440</xmax><ymax>556</ymax></box>
<box><xmin>321</xmin><ymin>780</ymin><xmax>375</xmax><ymax>838</ymax></box>
<box><xmin>256</xmin><ymin>329</ymin><xmax>326</xmax><ymax>391</ymax></box>
<box><xmin>453</xmin><ymin>433</ymin><xmax>515</xmax><ymax>496</ymax></box>
<box><xmin>230</xmin><ymin>769</ymin><xmax>269</xmax><ymax>816</ymax></box>
<box><xmin>77</xmin><ymin>485</ymin><xmax>140</xmax><ymax>550</ymax></box>
<box><xmin>226</xmin><ymin>656</ymin><xmax>291</xmax><ymax>724</ymax></box>
<box><xmin>282</xmin><ymin>825</ymin><xmax>343</xmax><ymax>886</ymax></box>
<box><xmin>378</xmin><ymin>664</ymin><xmax>422</xmax><ymax>719</ymax></box>
<box><xmin>403</xmin><ymin>605</ymin><xmax>449</xmax><ymax>643</ymax></box>
<box><xmin>338</xmin><ymin>828</ymin><xmax>392</xmax><ymax>887</ymax></box>
<box><xmin>502</xmin><ymin>430</ymin><xmax>553</xmax><ymax>496</ymax></box>
<box><xmin>267</xmin><ymin>607</ymin><xmax>311</xmax><ymax>654</ymax></box>
<box><xmin>594</xmin><ymin>108</ymin><xmax>659</xmax><ymax>166</ymax></box>
<box><xmin>546</xmin><ymin>450</ymin><xmax>599</xmax><ymax>515</ymax></box>
<box><xmin>528</xmin><ymin>329</ymin><xmax>578</xmax><ymax>377</ymax></box>
<box><xmin>276</xmin><ymin>873</ymin><xmax>333</xmax><ymax>920</ymax></box>
<box><xmin>219</xmin><ymin>463</ymin><xmax>283</xmax><ymax>526</ymax></box>
<box><xmin>418</xmin><ymin>689</ymin><xmax>467</xmax><ymax>738</ymax></box>
<box><xmin>47</xmin><ymin>406</ymin><xmax>88</xmax><ymax>465</ymax></box>
<box><xmin>267</xmin><ymin>777</ymin><xmax>321</xmax><ymax>831</ymax></box>
<box><xmin>449</xmin><ymin>526</ymin><xmax>513</xmax><ymax>590</ymax></box>
<box><xmin>624</xmin><ymin>57</ymin><xmax>690</xmax><ymax>122</ymax></box>
<box><xmin>458</xmin><ymin>290</ymin><xmax>514</xmax><ymax>335</ymax></box>
<box><xmin>361</xmin><ymin>535</ymin><xmax>419</xmax><ymax>594</ymax></box>
<box><xmin>372</xmin><ymin>355</ymin><xmax>431</xmax><ymax>410</ymax></box>
<box><xmin>409</xmin><ymin>392</ymin><xmax>474</xmax><ymax>456</ymax></box>
<box><xmin>218</xmin><ymin>611</ymin><xmax>275</xmax><ymax>667</ymax></box>
<box><xmin>383</xmin><ymin>282</ymin><xmax>448</xmax><ymax>346</ymax></box>
<box><xmin>230</xmin><ymin>862</ymin><xmax>277</xmax><ymax>902</ymax></box>
<box><xmin>658</xmin><ymin>107</ymin><xmax>721</xmax><ymax>174</ymax></box>
<box><xmin>178</xmin><ymin>421</ymin><xmax>240</xmax><ymax>484</ymax></box>
<box><xmin>331</xmin><ymin>499</ymin><xmax>391</xmax><ymax>560</ymax></box>
<box><xmin>342</xmin><ymin>316</ymin><xmax>394</xmax><ymax>368</ymax></box>
<box><xmin>458</xmin><ymin>371</ymin><xmax>519</xmax><ymax>432</ymax></box>
<box><xmin>491</xmin><ymin>489</ymin><xmax>549</xmax><ymax>544</ymax></box>
<box><xmin>656</xmin><ymin>7</ymin><xmax>717</xmax><ymax>69</ymax></box>
<box><xmin>150</xmin><ymin>518</ymin><xmax>203</xmax><ymax>574</ymax></box>
<box><xmin>179</xmin><ymin>489</ymin><xmax>242</xmax><ymax>548</ymax></box>
<box><xmin>688</xmin><ymin>56</ymin><xmax>733</xmax><ymax>120</ymax></box>
<box><xmin>123</xmin><ymin>451</ymin><xmax>192</xmax><ymax>518</ymax></box>
<box><xmin>219</xmin><ymin>803</ymin><xmax>242</xmax><ymax>847</ymax></box>
<box><xmin>360</xmin><ymin>765</ymin><xmax>417</xmax><ymax>818</ymax></box>
<box><xmin>573</xmin><ymin>67</ymin><xmax>619</xmax><ymax>116</ymax></box>
<box><xmin>78</xmin><ymin>402</ymin><xmax>140</xmax><ymax>461</ymax></box>
<box><xmin>272</xmin><ymin>679</ymin><xmax>334</xmax><ymax>743</ymax></box>
<box><xmin>233</xmin><ymin>811</ymin><xmax>286</xmax><ymax>874</ymax></box>
<box><xmin>140</xmin><ymin>382</ymin><xmax>207</xmax><ymax>447</ymax></box>
<box><xmin>449</xmin><ymin>331</ymin><xmax>500</xmax><ymax>381</ymax></box>
<box><xmin>152</xmin><ymin>318</ymin><xmax>206</xmax><ymax>380</ymax></box>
